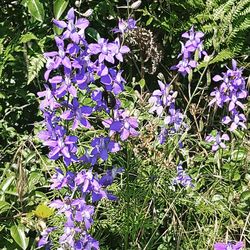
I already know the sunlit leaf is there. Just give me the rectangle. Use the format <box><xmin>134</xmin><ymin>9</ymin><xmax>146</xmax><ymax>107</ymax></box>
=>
<box><xmin>27</xmin><ymin>0</ymin><xmax>45</xmax><ymax>22</ymax></box>
<box><xmin>53</xmin><ymin>0</ymin><xmax>69</xmax><ymax>19</ymax></box>
<box><xmin>10</xmin><ymin>225</ymin><xmax>29</xmax><ymax>250</ymax></box>
<box><xmin>34</xmin><ymin>204</ymin><xmax>54</xmax><ymax>218</ymax></box>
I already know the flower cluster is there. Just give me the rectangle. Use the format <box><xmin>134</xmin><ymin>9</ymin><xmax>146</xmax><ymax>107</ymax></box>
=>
<box><xmin>173</xmin><ymin>164</ymin><xmax>193</xmax><ymax>188</ymax></box>
<box><xmin>205</xmin><ymin>132</ymin><xmax>230</xmax><ymax>152</ymax></box>
<box><xmin>148</xmin><ymin>80</ymin><xmax>186</xmax><ymax>144</ymax></box>
<box><xmin>171</xmin><ymin>26</ymin><xmax>207</xmax><ymax>76</ymax></box>
<box><xmin>206</xmin><ymin>60</ymin><xmax>248</xmax><ymax>152</ymax></box>
<box><xmin>214</xmin><ymin>241</ymin><xmax>244</xmax><ymax>250</ymax></box>
<box><xmin>37</xmin><ymin>7</ymin><xmax>138</xmax><ymax>249</ymax></box>
<box><xmin>209</xmin><ymin>60</ymin><xmax>248</xmax><ymax>132</ymax></box>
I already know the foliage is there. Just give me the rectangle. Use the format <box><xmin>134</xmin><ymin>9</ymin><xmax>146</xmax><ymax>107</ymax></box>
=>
<box><xmin>0</xmin><ymin>0</ymin><xmax>249</xmax><ymax>249</ymax></box>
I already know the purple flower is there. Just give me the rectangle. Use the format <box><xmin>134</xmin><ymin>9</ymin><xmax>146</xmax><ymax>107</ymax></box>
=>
<box><xmin>214</xmin><ymin>241</ymin><xmax>244</xmax><ymax>250</ymax></box>
<box><xmin>44</xmin><ymin>37</ymin><xmax>72</xmax><ymax>72</ymax></box>
<box><xmin>49</xmin><ymin>75</ymin><xmax>77</xmax><ymax>98</ymax></box>
<box><xmin>75</xmin><ymin>168</ymin><xmax>116</xmax><ymax>202</ymax></box>
<box><xmin>100</xmin><ymin>68</ymin><xmax>126</xmax><ymax>95</ymax></box>
<box><xmin>53</xmin><ymin>7</ymin><xmax>89</xmax><ymax>43</ymax></box>
<box><xmin>149</xmin><ymin>81</ymin><xmax>177</xmax><ymax>116</ymax></box>
<box><xmin>158</xmin><ymin>127</ymin><xmax>168</xmax><ymax>144</ymax></box>
<box><xmin>90</xmin><ymin>136</ymin><xmax>121</xmax><ymax>165</ymax></box>
<box><xmin>222</xmin><ymin>111</ymin><xmax>247</xmax><ymax>131</ymax></box>
<box><xmin>103</xmin><ymin>109</ymin><xmax>139</xmax><ymax>141</ymax></box>
<box><xmin>171</xmin><ymin>26</ymin><xmax>207</xmax><ymax>76</ymax></box>
<box><xmin>50</xmin><ymin>168</ymin><xmax>75</xmax><ymax>190</ymax></box>
<box><xmin>205</xmin><ymin>131</ymin><xmax>230</xmax><ymax>151</ymax></box>
<box><xmin>171</xmin><ymin>58</ymin><xmax>197</xmax><ymax>76</ymax></box>
<box><xmin>182</xmin><ymin>26</ymin><xmax>204</xmax><ymax>54</ymax></box>
<box><xmin>173</xmin><ymin>164</ymin><xmax>193</xmax><ymax>188</ymax></box>
<box><xmin>209</xmin><ymin>59</ymin><xmax>248</xmax><ymax>131</ymax></box>
<box><xmin>76</xmin><ymin>233</ymin><xmax>100</xmax><ymax>250</ymax></box>
<box><xmin>112</xmin><ymin>18</ymin><xmax>137</xmax><ymax>34</ymax></box>
<box><xmin>37</xmin><ymin>85</ymin><xmax>61</xmax><ymax>111</ymax></box>
<box><xmin>99</xmin><ymin>167</ymin><xmax>124</xmax><ymax>186</ymax></box>
<box><xmin>39</xmin><ymin>7</ymin><xmax>134</xmax><ymax>249</ymax></box>
<box><xmin>71</xmin><ymin>199</ymin><xmax>94</xmax><ymax>229</ymax></box>
<box><xmin>88</xmin><ymin>38</ymin><xmax>117</xmax><ymax>64</ymax></box>
<box><xmin>113</xmin><ymin>37</ymin><xmax>130</xmax><ymax>62</ymax></box>
<box><xmin>43</xmin><ymin>125</ymin><xmax>78</xmax><ymax>166</ymax></box>
<box><xmin>164</xmin><ymin>104</ymin><xmax>185</xmax><ymax>132</ymax></box>
<box><xmin>38</xmin><ymin>227</ymin><xmax>56</xmax><ymax>249</ymax></box>
<box><xmin>60</xmin><ymin>98</ymin><xmax>92</xmax><ymax>130</ymax></box>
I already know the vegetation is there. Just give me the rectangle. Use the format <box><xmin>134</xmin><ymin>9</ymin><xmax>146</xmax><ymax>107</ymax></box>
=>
<box><xmin>0</xmin><ymin>0</ymin><xmax>249</xmax><ymax>249</ymax></box>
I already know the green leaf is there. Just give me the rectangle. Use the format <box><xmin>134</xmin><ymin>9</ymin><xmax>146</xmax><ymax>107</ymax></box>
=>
<box><xmin>0</xmin><ymin>175</ymin><xmax>15</xmax><ymax>193</ymax></box>
<box><xmin>86</xmin><ymin>27</ymin><xmax>101</xmax><ymax>42</ymax></box>
<box><xmin>10</xmin><ymin>225</ymin><xmax>29</xmax><ymax>250</ymax></box>
<box><xmin>232</xmin><ymin>171</ymin><xmax>241</xmax><ymax>181</ymax></box>
<box><xmin>231</xmin><ymin>149</ymin><xmax>246</xmax><ymax>162</ymax></box>
<box><xmin>240</xmin><ymin>190</ymin><xmax>250</xmax><ymax>202</ymax></box>
<box><xmin>138</xmin><ymin>78</ymin><xmax>145</xmax><ymax>89</ymax></box>
<box><xmin>20</xmin><ymin>33</ymin><xmax>38</xmax><ymax>43</ymax></box>
<box><xmin>0</xmin><ymin>201</ymin><xmax>10</xmax><ymax>214</ymax></box>
<box><xmin>27</xmin><ymin>0</ymin><xmax>45</xmax><ymax>22</ymax></box>
<box><xmin>146</xmin><ymin>17</ymin><xmax>153</xmax><ymax>26</ymax></box>
<box><xmin>212</xmin><ymin>194</ymin><xmax>224</xmax><ymax>202</ymax></box>
<box><xmin>53</xmin><ymin>0</ymin><xmax>69</xmax><ymax>19</ymax></box>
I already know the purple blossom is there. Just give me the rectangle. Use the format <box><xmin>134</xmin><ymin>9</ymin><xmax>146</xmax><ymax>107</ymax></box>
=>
<box><xmin>205</xmin><ymin>131</ymin><xmax>230</xmax><ymax>151</ymax></box>
<box><xmin>112</xmin><ymin>18</ymin><xmax>137</xmax><ymax>34</ymax></box>
<box><xmin>90</xmin><ymin>136</ymin><xmax>121</xmax><ymax>165</ymax></box>
<box><xmin>53</xmin><ymin>7</ymin><xmax>89</xmax><ymax>43</ymax></box>
<box><xmin>42</xmin><ymin>125</ymin><xmax>78</xmax><ymax>166</ymax></box>
<box><xmin>38</xmin><ymin>227</ymin><xmax>56</xmax><ymax>249</ymax></box>
<box><xmin>171</xmin><ymin>26</ymin><xmax>207</xmax><ymax>76</ymax></box>
<box><xmin>209</xmin><ymin>59</ymin><xmax>248</xmax><ymax>131</ymax></box>
<box><xmin>37</xmin><ymin>85</ymin><xmax>61</xmax><ymax>111</ymax></box>
<box><xmin>39</xmin><ymin>7</ymin><xmax>134</xmax><ymax>249</ymax></box>
<box><xmin>50</xmin><ymin>168</ymin><xmax>75</xmax><ymax>190</ymax></box>
<box><xmin>91</xmin><ymin>89</ymin><xmax>110</xmax><ymax>112</ymax></box>
<box><xmin>49</xmin><ymin>75</ymin><xmax>77</xmax><ymax>98</ymax></box>
<box><xmin>60</xmin><ymin>98</ymin><xmax>92</xmax><ymax>130</ymax></box>
<box><xmin>99</xmin><ymin>167</ymin><xmax>124</xmax><ymax>186</ymax></box>
<box><xmin>100</xmin><ymin>68</ymin><xmax>126</xmax><ymax>95</ymax></box>
<box><xmin>182</xmin><ymin>27</ymin><xmax>205</xmax><ymax>55</ymax></box>
<box><xmin>103</xmin><ymin>109</ymin><xmax>139</xmax><ymax>141</ymax></box>
<box><xmin>173</xmin><ymin>164</ymin><xmax>193</xmax><ymax>188</ymax></box>
<box><xmin>171</xmin><ymin>58</ymin><xmax>197</xmax><ymax>76</ymax></box>
<box><xmin>158</xmin><ymin>127</ymin><xmax>168</xmax><ymax>144</ymax></box>
<box><xmin>113</xmin><ymin>37</ymin><xmax>130</xmax><ymax>62</ymax></box>
<box><xmin>88</xmin><ymin>38</ymin><xmax>117</xmax><ymax>64</ymax></box>
<box><xmin>214</xmin><ymin>241</ymin><xmax>244</xmax><ymax>250</ymax></box>
<box><xmin>164</xmin><ymin>104</ymin><xmax>185</xmax><ymax>132</ymax></box>
<box><xmin>148</xmin><ymin>81</ymin><xmax>177</xmax><ymax>116</ymax></box>
<box><xmin>44</xmin><ymin>37</ymin><xmax>72</xmax><ymax>72</ymax></box>
<box><xmin>222</xmin><ymin>111</ymin><xmax>247</xmax><ymax>131</ymax></box>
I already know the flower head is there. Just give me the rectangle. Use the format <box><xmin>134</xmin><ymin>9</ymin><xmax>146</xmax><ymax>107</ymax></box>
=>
<box><xmin>214</xmin><ymin>241</ymin><xmax>244</xmax><ymax>250</ymax></box>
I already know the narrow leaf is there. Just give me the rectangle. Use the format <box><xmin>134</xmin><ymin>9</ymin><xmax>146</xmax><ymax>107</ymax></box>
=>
<box><xmin>53</xmin><ymin>0</ymin><xmax>69</xmax><ymax>19</ymax></box>
<box><xmin>27</xmin><ymin>0</ymin><xmax>45</xmax><ymax>22</ymax></box>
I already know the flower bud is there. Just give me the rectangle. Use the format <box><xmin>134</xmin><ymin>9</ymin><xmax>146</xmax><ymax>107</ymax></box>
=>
<box><xmin>82</xmin><ymin>9</ymin><xmax>93</xmax><ymax>17</ymax></box>
<box><xmin>131</xmin><ymin>0</ymin><xmax>141</xmax><ymax>9</ymax></box>
<box><xmin>75</xmin><ymin>0</ymin><xmax>81</xmax><ymax>8</ymax></box>
<box><xmin>172</xmin><ymin>91</ymin><xmax>178</xmax><ymax>99</ymax></box>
